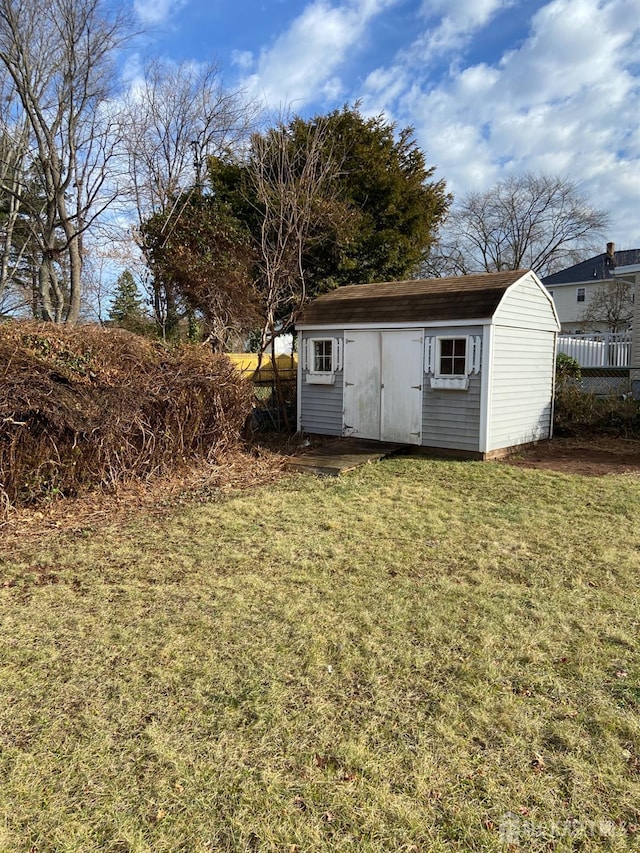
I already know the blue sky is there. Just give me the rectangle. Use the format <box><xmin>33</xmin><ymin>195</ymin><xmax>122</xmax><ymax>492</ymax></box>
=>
<box><xmin>131</xmin><ymin>0</ymin><xmax>640</xmax><ymax>252</ymax></box>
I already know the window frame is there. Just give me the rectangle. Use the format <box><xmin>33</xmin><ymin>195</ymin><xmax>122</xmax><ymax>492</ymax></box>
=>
<box><xmin>436</xmin><ymin>336</ymin><xmax>468</xmax><ymax>378</ymax></box>
<box><xmin>309</xmin><ymin>337</ymin><xmax>334</xmax><ymax>374</ymax></box>
<box><xmin>304</xmin><ymin>335</ymin><xmax>342</xmax><ymax>384</ymax></box>
<box><xmin>576</xmin><ymin>286</ymin><xmax>586</xmax><ymax>303</ymax></box>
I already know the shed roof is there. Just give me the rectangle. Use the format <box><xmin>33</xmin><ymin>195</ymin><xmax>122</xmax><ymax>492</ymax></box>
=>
<box><xmin>298</xmin><ymin>270</ymin><xmax>530</xmax><ymax>326</ymax></box>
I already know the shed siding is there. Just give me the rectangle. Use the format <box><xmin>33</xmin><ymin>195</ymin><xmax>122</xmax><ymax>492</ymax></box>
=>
<box><xmin>421</xmin><ymin>324</ymin><xmax>482</xmax><ymax>451</ymax></box>
<box><xmin>488</xmin><ymin>327</ymin><xmax>555</xmax><ymax>451</ymax></box>
<box><xmin>299</xmin><ymin>331</ymin><xmax>344</xmax><ymax>436</ymax></box>
<box><xmin>493</xmin><ymin>273</ymin><xmax>558</xmax><ymax>332</ymax></box>
<box><xmin>422</xmin><ymin>374</ymin><xmax>481</xmax><ymax>451</ymax></box>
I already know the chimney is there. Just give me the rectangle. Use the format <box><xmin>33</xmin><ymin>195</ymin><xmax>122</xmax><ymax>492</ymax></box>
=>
<box><xmin>605</xmin><ymin>241</ymin><xmax>616</xmax><ymax>273</ymax></box>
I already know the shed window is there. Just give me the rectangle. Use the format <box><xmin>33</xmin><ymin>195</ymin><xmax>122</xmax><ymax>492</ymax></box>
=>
<box><xmin>438</xmin><ymin>338</ymin><xmax>467</xmax><ymax>376</ymax></box>
<box><xmin>305</xmin><ymin>336</ymin><xmax>342</xmax><ymax>384</ymax></box>
<box><xmin>576</xmin><ymin>287</ymin><xmax>586</xmax><ymax>303</ymax></box>
<box><xmin>312</xmin><ymin>338</ymin><xmax>333</xmax><ymax>373</ymax></box>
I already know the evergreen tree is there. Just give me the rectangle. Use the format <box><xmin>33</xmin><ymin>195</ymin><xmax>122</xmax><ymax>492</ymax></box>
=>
<box><xmin>108</xmin><ymin>270</ymin><xmax>148</xmax><ymax>333</ymax></box>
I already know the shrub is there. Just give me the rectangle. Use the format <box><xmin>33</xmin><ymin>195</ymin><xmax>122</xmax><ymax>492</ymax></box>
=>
<box><xmin>0</xmin><ymin>322</ymin><xmax>253</xmax><ymax>515</ymax></box>
<box><xmin>554</xmin><ymin>383</ymin><xmax>640</xmax><ymax>437</ymax></box>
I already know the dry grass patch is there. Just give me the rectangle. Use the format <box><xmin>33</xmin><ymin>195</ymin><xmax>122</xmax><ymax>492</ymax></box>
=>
<box><xmin>1</xmin><ymin>457</ymin><xmax>639</xmax><ymax>851</ymax></box>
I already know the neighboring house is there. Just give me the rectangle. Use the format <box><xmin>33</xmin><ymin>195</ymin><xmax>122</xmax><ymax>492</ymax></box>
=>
<box><xmin>296</xmin><ymin>270</ymin><xmax>559</xmax><ymax>459</ymax></box>
<box><xmin>542</xmin><ymin>243</ymin><xmax>640</xmax><ymax>333</ymax></box>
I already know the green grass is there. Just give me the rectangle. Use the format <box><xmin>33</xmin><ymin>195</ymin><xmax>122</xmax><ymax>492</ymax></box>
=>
<box><xmin>1</xmin><ymin>457</ymin><xmax>640</xmax><ymax>851</ymax></box>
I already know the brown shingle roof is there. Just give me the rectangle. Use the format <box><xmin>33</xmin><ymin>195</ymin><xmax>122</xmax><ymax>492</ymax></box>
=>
<box><xmin>298</xmin><ymin>271</ymin><xmax>529</xmax><ymax>326</ymax></box>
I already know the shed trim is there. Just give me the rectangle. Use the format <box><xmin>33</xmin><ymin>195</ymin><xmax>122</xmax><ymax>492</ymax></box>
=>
<box><xmin>297</xmin><ymin>318</ymin><xmax>493</xmax><ymax>332</ymax></box>
<box><xmin>479</xmin><ymin>324</ymin><xmax>494</xmax><ymax>454</ymax></box>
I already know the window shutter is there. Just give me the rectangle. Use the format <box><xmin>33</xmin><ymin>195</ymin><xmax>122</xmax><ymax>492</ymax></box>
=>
<box><xmin>470</xmin><ymin>335</ymin><xmax>482</xmax><ymax>374</ymax></box>
<box><xmin>424</xmin><ymin>336</ymin><xmax>435</xmax><ymax>374</ymax></box>
<box><xmin>335</xmin><ymin>337</ymin><xmax>343</xmax><ymax>372</ymax></box>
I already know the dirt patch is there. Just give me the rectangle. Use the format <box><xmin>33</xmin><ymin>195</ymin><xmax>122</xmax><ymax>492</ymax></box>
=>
<box><xmin>503</xmin><ymin>437</ymin><xmax>640</xmax><ymax>476</ymax></box>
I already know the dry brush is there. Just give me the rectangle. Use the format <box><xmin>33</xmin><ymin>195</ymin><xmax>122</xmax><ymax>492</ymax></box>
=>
<box><xmin>0</xmin><ymin>322</ymin><xmax>253</xmax><ymax>516</ymax></box>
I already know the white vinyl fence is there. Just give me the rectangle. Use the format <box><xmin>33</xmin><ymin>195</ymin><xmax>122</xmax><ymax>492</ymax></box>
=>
<box><xmin>557</xmin><ymin>333</ymin><xmax>631</xmax><ymax>368</ymax></box>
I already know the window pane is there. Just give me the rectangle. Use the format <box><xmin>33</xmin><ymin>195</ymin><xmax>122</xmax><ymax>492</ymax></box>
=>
<box><xmin>439</xmin><ymin>338</ymin><xmax>466</xmax><ymax>376</ymax></box>
<box><xmin>313</xmin><ymin>340</ymin><xmax>332</xmax><ymax>372</ymax></box>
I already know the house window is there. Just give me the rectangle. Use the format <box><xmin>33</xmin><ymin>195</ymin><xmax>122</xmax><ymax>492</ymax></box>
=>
<box><xmin>438</xmin><ymin>338</ymin><xmax>467</xmax><ymax>376</ymax></box>
<box><xmin>312</xmin><ymin>338</ymin><xmax>333</xmax><ymax>373</ymax></box>
<box><xmin>576</xmin><ymin>287</ymin><xmax>586</xmax><ymax>303</ymax></box>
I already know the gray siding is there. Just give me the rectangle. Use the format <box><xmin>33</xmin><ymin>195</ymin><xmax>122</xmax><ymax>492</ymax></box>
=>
<box><xmin>493</xmin><ymin>272</ymin><xmax>559</xmax><ymax>331</ymax></box>
<box><xmin>299</xmin><ymin>331</ymin><xmax>344</xmax><ymax>436</ymax></box>
<box><xmin>421</xmin><ymin>324</ymin><xmax>482</xmax><ymax>451</ymax></box>
<box><xmin>422</xmin><ymin>374</ymin><xmax>481</xmax><ymax>451</ymax></box>
<box><xmin>489</xmin><ymin>327</ymin><xmax>555</xmax><ymax>451</ymax></box>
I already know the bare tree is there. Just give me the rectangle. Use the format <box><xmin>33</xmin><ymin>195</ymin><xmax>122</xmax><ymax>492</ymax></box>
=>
<box><xmin>436</xmin><ymin>173</ymin><xmax>609</xmax><ymax>277</ymax></box>
<box><xmin>245</xmin><ymin>117</ymin><xmax>343</xmax><ymax>428</ymax></box>
<box><xmin>0</xmin><ymin>0</ymin><xmax>132</xmax><ymax>323</ymax></box>
<box><xmin>580</xmin><ymin>279</ymin><xmax>634</xmax><ymax>333</ymax></box>
<box><xmin>249</xmin><ymin>118</ymin><xmax>343</xmax><ymax>349</ymax></box>
<box><xmin>124</xmin><ymin>59</ymin><xmax>256</xmax><ymax>217</ymax></box>
<box><xmin>121</xmin><ymin>58</ymin><xmax>257</xmax><ymax>336</ymax></box>
<box><xmin>0</xmin><ymin>76</ymin><xmax>30</xmax><ymax>308</ymax></box>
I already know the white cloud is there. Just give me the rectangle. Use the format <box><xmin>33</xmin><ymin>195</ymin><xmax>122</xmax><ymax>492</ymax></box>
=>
<box><xmin>134</xmin><ymin>0</ymin><xmax>187</xmax><ymax>25</ymax></box>
<box><xmin>241</xmin><ymin>0</ymin><xmax>400</xmax><ymax>109</ymax></box>
<box><xmin>361</xmin><ymin>0</ymin><xmax>640</xmax><ymax>248</ymax></box>
<box><xmin>417</xmin><ymin>0</ymin><xmax>515</xmax><ymax>56</ymax></box>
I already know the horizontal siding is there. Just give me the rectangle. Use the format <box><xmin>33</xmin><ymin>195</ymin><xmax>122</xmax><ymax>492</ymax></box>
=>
<box><xmin>299</xmin><ymin>331</ymin><xmax>344</xmax><ymax>436</ymax></box>
<box><xmin>422</xmin><ymin>374</ymin><xmax>481</xmax><ymax>451</ymax></box>
<box><xmin>494</xmin><ymin>275</ymin><xmax>559</xmax><ymax>331</ymax></box>
<box><xmin>489</xmin><ymin>326</ymin><xmax>555</xmax><ymax>451</ymax></box>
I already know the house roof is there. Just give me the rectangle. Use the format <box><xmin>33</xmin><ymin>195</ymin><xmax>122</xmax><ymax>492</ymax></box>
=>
<box><xmin>298</xmin><ymin>270</ymin><xmax>530</xmax><ymax>326</ymax></box>
<box><xmin>542</xmin><ymin>249</ymin><xmax>640</xmax><ymax>286</ymax></box>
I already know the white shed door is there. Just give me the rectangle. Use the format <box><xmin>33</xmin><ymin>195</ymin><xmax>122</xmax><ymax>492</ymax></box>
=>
<box><xmin>380</xmin><ymin>331</ymin><xmax>423</xmax><ymax>445</ymax></box>
<box><xmin>343</xmin><ymin>331</ymin><xmax>381</xmax><ymax>440</ymax></box>
<box><xmin>343</xmin><ymin>330</ymin><xmax>422</xmax><ymax>445</ymax></box>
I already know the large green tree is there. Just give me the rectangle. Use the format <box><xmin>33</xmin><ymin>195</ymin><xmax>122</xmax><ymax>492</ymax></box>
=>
<box><xmin>208</xmin><ymin>106</ymin><xmax>451</xmax><ymax>296</ymax></box>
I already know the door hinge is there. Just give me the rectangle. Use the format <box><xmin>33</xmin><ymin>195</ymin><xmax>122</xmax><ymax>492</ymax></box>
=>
<box><xmin>410</xmin><ymin>431</ymin><xmax>421</xmax><ymax>436</ymax></box>
<box><xmin>345</xmin><ymin>381</ymin><xmax>354</xmax><ymax>386</ymax></box>
<box><xmin>411</xmin><ymin>384</ymin><xmax>422</xmax><ymax>390</ymax></box>
<box><xmin>345</xmin><ymin>338</ymin><xmax>354</xmax><ymax>344</ymax></box>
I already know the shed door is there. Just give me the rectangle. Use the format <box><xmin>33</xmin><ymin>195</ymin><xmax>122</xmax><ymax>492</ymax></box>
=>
<box><xmin>343</xmin><ymin>331</ymin><xmax>381</xmax><ymax>440</ymax></box>
<box><xmin>380</xmin><ymin>331</ymin><xmax>423</xmax><ymax>444</ymax></box>
<box><xmin>343</xmin><ymin>330</ymin><xmax>423</xmax><ymax>445</ymax></box>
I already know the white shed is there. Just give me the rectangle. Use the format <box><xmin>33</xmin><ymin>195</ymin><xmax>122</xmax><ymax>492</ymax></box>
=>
<box><xmin>295</xmin><ymin>270</ymin><xmax>560</xmax><ymax>458</ymax></box>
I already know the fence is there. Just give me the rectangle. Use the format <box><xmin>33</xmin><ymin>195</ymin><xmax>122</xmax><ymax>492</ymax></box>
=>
<box><xmin>557</xmin><ymin>333</ymin><xmax>632</xmax><ymax>368</ymax></box>
<box><xmin>226</xmin><ymin>352</ymin><xmax>297</xmax><ymax>431</ymax></box>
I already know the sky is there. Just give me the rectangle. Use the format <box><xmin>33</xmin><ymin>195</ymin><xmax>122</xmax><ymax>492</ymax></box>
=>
<box><xmin>131</xmin><ymin>0</ymin><xmax>640</xmax><ymax>253</ymax></box>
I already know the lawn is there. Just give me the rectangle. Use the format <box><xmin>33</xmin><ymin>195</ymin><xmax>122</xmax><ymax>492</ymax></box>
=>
<box><xmin>1</xmin><ymin>455</ymin><xmax>639</xmax><ymax>851</ymax></box>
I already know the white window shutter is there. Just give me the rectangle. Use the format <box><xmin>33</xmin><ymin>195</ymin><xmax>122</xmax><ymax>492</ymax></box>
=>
<box><xmin>424</xmin><ymin>336</ymin><xmax>435</xmax><ymax>374</ymax></box>
<box><xmin>335</xmin><ymin>337</ymin><xmax>343</xmax><ymax>372</ymax></box>
<box><xmin>471</xmin><ymin>335</ymin><xmax>482</xmax><ymax>374</ymax></box>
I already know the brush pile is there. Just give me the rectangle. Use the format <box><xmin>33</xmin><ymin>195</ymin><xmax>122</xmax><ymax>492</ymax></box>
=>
<box><xmin>0</xmin><ymin>322</ymin><xmax>253</xmax><ymax>515</ymax></box>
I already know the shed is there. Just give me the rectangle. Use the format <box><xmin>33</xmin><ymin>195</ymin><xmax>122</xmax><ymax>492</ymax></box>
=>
<box><xmin>295</xmin><ymin>270</ymin><xmax>560</xmax><ymax>458</ymax></box>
